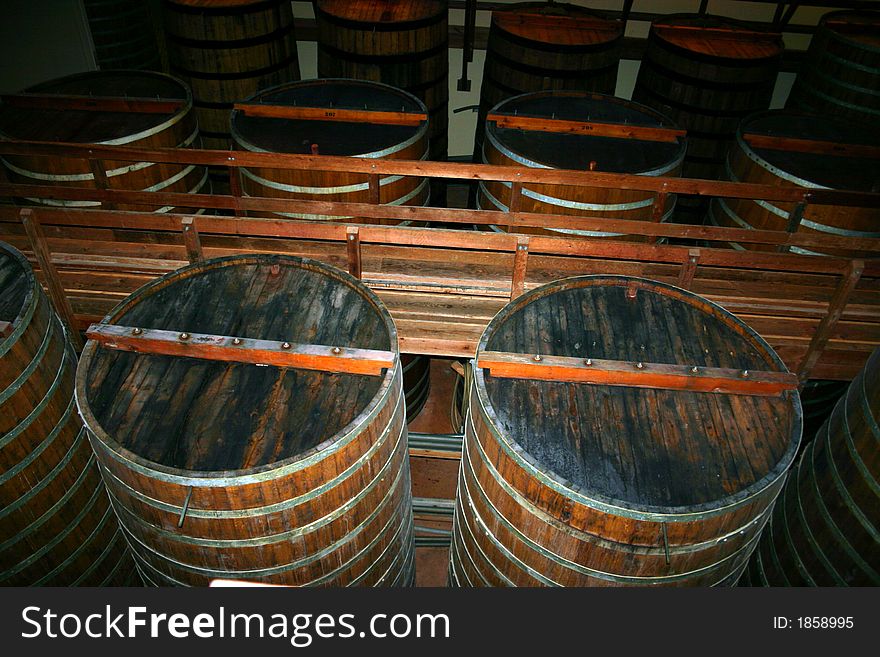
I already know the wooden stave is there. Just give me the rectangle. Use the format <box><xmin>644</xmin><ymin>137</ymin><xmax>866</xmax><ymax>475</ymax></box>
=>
<box><xmin>0</xmin><ymin>242</ymin><xmax>135</xmax><ymax>586</ymax></box>
<box><xmin>786</xmin><ymin>11</ymin><xmax>880</xmax><ymax>128</ymax></box>
<box><xmin>0</xmin><ymin>71</ymin><xmax>209</xmax><ymax>214</ymax></box>
<box><xmin>707</xmin><ymin>111</ymin><xmax>880</xmax><ymax>258</ymax></box>
<box><xmin>747</xmin><ymin>348</ymin><xmax>879</xmax><ymax>586</ymax></box>
<box><xmin>450</xmin><ymin>275</ymin><xmax>801</xmax><ymax>587</ymax></box>
<box><xmin>402</xmin><ymin>353</ymin><xmax>430</xmax><ymax>422</ymax></box>
<box><xmin>477</xmin><ymin>92</ymin><xmax>684</xmax><ymax>239</ymax></box>
<box><xmin>75</xmin><ymin>254</ymin><xmax>415</xmax><ymax>586</ymax></box>
<box><xmin>473</xmin><ymin>3</ymin><xmax>623</xmax><ymax>162</ymax></box>
<box><xmin>231</xmin><ymin>80</ymin><xmax>431</xmax><ymax>223</ymax></box>
<box><xmin>314</xmin><ymin>0</ymin><xmax>449</xmax><ymax>164</ymax></box>
<box><xmin>632</xmin><ymin>15</ymin><xmax>782</xmax><ymax>181</ymax></box>
<box><xmin>164</xmin><ymin>0</ymin><xmax>300</xmax><ymax>149</ymax></box>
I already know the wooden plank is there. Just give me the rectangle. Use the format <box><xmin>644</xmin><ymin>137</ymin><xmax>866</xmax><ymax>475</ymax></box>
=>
<box><xmin>478</xmin><ymin>351</ymin><xmax>799</xmax><ymax>396</ymax></box>
<box><xmin>1</xmin><ymin>94</ymin><xmax>186</xmax><ymax>114</ymax></box>
<box><xmin>346</xmin><ymin>226</ymin><xmax>362</xmax><ymax>280</ymax></box>
<box><xmin>743</xmin><ymin>133</ymin><xmax>880</xmax><ymax>159</ymax></box>
<box><xmin>486</xmin><ymin>113</ymin><xmax>686</xmax><ymax>143</ymax></box>
<box><xmin>797</xmin><ymin>260</ymin><xmax>866</xmax><ymax>382</ymax></box>
<box><xmin>233</xmin><ymin>103</ymin><xmax>427</xmax><ymax>126</ymax></box>
<box><xmin>510</xmin><ymin>236</ymin><xmax>529</xmax><ymax>300</ymax></box>
<box><xmin>678</xmin><ymin>248</ymin><xmax>701</xmax><ymax>290</ymax></box>
<box><xmin>85</xmin><ymin>324</ymin><xmax>395</xmax><ymax>376</ymax></box>
<box><xmin>181</xmin><ymin>217</ymin><xmax>203</xmax><ymax>264</ymax></box>
<box><xmin>19</xmin><ymin>209</ymin><xmax>84</xmax><ymax>351</ymax></box>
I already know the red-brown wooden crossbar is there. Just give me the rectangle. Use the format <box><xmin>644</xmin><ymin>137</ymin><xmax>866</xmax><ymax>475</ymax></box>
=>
<box><xmin>86</xmin><ymin>324</ymin><xmax>395</xmax><ymax>376</ymax></box>
<box><xmin>478</xmin><ymin>351</ymin><xmax>799</xmax><ymax>396</ymax></box>
<box><xmin>0</xmin><ymin>94</ymin><xmax>186</xmax><ymax>114</ymax></box>
<box><xmin>486</xmin><ymin>113</ymin><xmax>686</xmax><ymax>143</ymax></box>
<box><xmin>233</xmin><ymin>103</ymin><xmax>428</xmax><ymax>126</ymax></box>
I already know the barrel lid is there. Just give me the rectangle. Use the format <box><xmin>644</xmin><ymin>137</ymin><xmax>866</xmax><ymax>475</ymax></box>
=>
<box><xmin>167</xmin><ymin>0</ymin><xmax>276</xmax><ymax>7</ymax></box>
<box><xmin>737</xmin><ymin>110</ymin><xmax>880</xmax><ymax>191</ymax></box>
<box><xmin>486</xmin><ymin>92</ymin><xmax>685</xmax><ymax>175</ymax></box>
<box><xmin>0</xmin><ymin>70</ymin><xmax>191</xmax><ymax>145</ymax></box>
<box><xmin>231</xmin><ymin>79</ymin><xmax>428</xmax><ymax>157</ymax></box>
<box><xmin>76</xmin><ymin>254</ymin><xmax>398</xmax><ymax>479</ymax></box>
<box><xmin>493</xmin><ymin>3</ymin><xmax>622</xmax><ymax>46</ymax></box>
<box><xmin>315</xmin><ymin>0</ymin><xmax>445</xmax><ymax>23</ymax></box>
<box><xmin>821</xmin><ymin>10</ymin><xmax>880</xmax><ymax>50</ymax></box>
<box><xmin>474</xmin><ymin>276</ymin><xmax>801</xmax><ymax>517</ymax></box>
<box><xmin>0</xmin><ymin>242</ymin><xmax>33</xmax><ymax>339</ymax></box>
<box><xmin>651</xmin><ymin>14</ymin><xmax>783</xmax><ymax>60</ymax></box>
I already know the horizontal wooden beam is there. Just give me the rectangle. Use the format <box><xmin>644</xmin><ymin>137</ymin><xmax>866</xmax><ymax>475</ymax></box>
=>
<box><xmin>743</xmin><ymin>133</ymin><xmax>880</xmax><ymax>159</ymax></box>
<box><xmin>477</xmin><ymin>351</ymin><xmax>799</xmax><ymax>396</ymax></box>
<box><xmin>487</xmin><ymin>113</ymin><xmax>686</xmax><ymax>143</ymax></box>
<box><xmin>1</xmin><ymin>94</ymin><xmax>186</xmax><ymax>115</ymax></box>
<box><xmin>233</xmin><ymin>103</ymin><xmax>427</xmax><ymax>126</ymax></box>
<box><xmin>86</xmin><ymin>324</ymin><xmax>395</xmax><ymax>376</ymax></box>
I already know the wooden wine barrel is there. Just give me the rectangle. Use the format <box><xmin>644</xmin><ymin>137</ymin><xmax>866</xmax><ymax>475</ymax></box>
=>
<box><xmin>315</xmin><ymin>0</ymin><xmax>448</xmax><ymax>166</ymax></box>
<box><xmin>632</xmin><ymin>14</ymin><xmax>783</xmax><ymax>182</ymax></box>
<box><xmin>164</xmin><ymin>0</ymin><xmax>300</xmax><ymax>150</ymax></box>
<box><xmin>707</xmin><ymin>110</ymin><xmax>880</xmax><ymax>257</ymax></box>
<box><xmin>231</xmin><ymin>79</ymin><xmax>431</xmax><ymax>221</ymax></box>
<box><xmin>0</xmin><ymin>70</ymin><xmax>208</xmax><ymax>214</ymax></box>
<box><xmin>76</xmin><ymin>254</ymin><xmax>414</xmax><ymax>586</ymax></box>
<box><xmin>477</xmin><ymin>92</ymin><xmax>685</xmax><ymax>239</ymax></box>
<box><xmin>0</xmin><ymin>241</ymin><xmax>138</xmax><ymax>586</ymax></box>
<box><xmin>787</xmin><ymin>10</ymin><xmax>880</xmax><ymax>128</ymax></box>
<box><xmin>744</xmin><ymin>347</ymin><xmax>879</xmax><ymax>586</ymax></box>
<box><xmin>402</xmin><ymin>353</ymin><xmax>430</xmax><ymax>422</ymax></box>
<box><xmin>450</xmin><ymin>275</ymin><xmax>802</xmax><ymax>587</ymax></box>
<box><xmin>473</xmin><ymin>2</ymin><xmax>623</xmax><ymax>162</ymax></box>
<box><xmin>83</xmin><ymin>0</ymin><xmax>162</xmax><ymax>70</ymax></box>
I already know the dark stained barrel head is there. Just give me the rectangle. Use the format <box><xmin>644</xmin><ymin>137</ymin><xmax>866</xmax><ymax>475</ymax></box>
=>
<box><xmin>231</xmin><ymin>79</ymin><xmax>428</xmax><ymax>157</ymax></box>
<box><xmin>79</xmin><ymin>254</ymin><xmax>398</xmax><ymax>474</ymax></box>
<box><xmin>315</xmin><ymin>0</ymin><xmax>446</xmax><ymax>24</ymax></box>
<box><xmin>738</xmin><ymin>111</ymin><xmax>880</xmax><ymax>192</ymax></box>
<box><xmin>651</xmin><ymin>14</ymin><xmax>784</xmax><ymax>61</ymax></box>
<box><xmin>0</xmin><ymin>242</ymin><xmax>31</xmax><ymax>327</ymax></box>
<box><xmin>0</xmin><ymin>71</ymin><xmax>191</xmax><ymax>144</ymax></box>
<box><xmin>822</xmin><ymin>10</ymin><xmax>880</xmax><ymax>48</ymax></box>
<box><xmin>486</xmin><ymin>92</ymin><xmax>685</xmax><ymax>174</ymax></box>
<box><xmin>477</xmin><ymin>275</ymin><xmax>802</xmax><ymax>514</ymax></box>
<box><xmin>492</xmin><ymin>2</ymin><xmax>623</xmax><ymax>47</ymax></box>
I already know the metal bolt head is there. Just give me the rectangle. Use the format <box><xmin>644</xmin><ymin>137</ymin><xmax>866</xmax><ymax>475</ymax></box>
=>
<box><xmin>636</xmin><ymin>361</ymin><xmax>644</xmax><ymax>369</ymax></box>
<box><xmin>232</xmin><ymin>337</ymin><xmax>242</xmax><ymax>346</ymax></box>
<box><xmin>179</xmin><ymin>332</ymin><xmax>190</xmax><ymax>341</ymax></box>
<box><xmin>584</xmin><ymin>358</ymin><xmax>592</xmax><ymax>366</ymax></box>
<box><xmin>132</xmin><ymin>327</ymin><xmax>142</xmax><ymax>336</ymax></box>
<box><xmin>741</xmin><ymin>370</ymin><xmax>750</xmax><ymax>378</ymax></box>
<box><xmin>533</xmin><ymin>354</ymin><xmax>542</xmax><ymax>362</ymax></box>
<box><xmin>691</xmin><ymin>366</ymin><xmax>698</xmax><ymax>373</ymax></box>
<box><xmin>332</xmin><ymin>346</ymin><xmax>342</xmax><ymax>355</ymax></box>
<box><xmin>281</xmin><ymin>342</ymin><xmax>291</xmax><ymax>350</ymax></box>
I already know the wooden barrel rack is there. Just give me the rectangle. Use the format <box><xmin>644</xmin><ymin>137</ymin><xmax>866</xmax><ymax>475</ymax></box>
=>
<box><xmin>0</xmin><ymin>241</ymin><xmax>138</xmax><ymax>586</ymax></box>
<box><xmin>450</xmin><ymin>276</ymin><xmax>802</xmax><ymax>587</ymax></box>
<box><xmin>75</xmin><ymin>253</ymin><xmax>414</xmax><ymax>586</ymax></box>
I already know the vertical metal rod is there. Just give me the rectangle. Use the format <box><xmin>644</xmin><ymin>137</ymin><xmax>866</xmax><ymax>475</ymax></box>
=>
<box><xmin>662</xmin><ymin>523</ymin><xmax>670</xmax><ymax>566</ymax></box>
<box><xmin>178</xmin><ymin>487</ymin><xmax>194</xmax><ymax>528</ymax></box>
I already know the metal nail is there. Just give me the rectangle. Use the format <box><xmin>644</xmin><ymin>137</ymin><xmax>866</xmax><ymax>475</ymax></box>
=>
<box><xmin>232</xmin><ymin>338</ymin><xmax>242</xmax><ymax>345</ymax></box>
<box><xmin>132</xmin><ymin>327</ymin><xmax>142</xmax><ymax>335</ymax></box>
<box><xmin>584</xmin><ymin>358</ymin><xmax>592</xmax><ymax>366</ymax></box>
<box><xmin>179</xmin><ymin>333</ymin><xmax>190</xmax><ymax>340</ymax></box>
<box><xmin>332</xmin><ymin>346</ymin><xmax>342</xmax><ymax>354</ymax></box>
<box><xmin>636</xmin><ymin>362</ymin><xmax>644</xmax><ymax>369</ymax></box>
<box><xmin>533</xmin><ymin>354</ymin><xmax>542</xmax><ymax>362</ymax></box>
<box><xmin>281</xmin><ymin>342</ymin><xmax>291</xmax><ymax>350</ymax></box>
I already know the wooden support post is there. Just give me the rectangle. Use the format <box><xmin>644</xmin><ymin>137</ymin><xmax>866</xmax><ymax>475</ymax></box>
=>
<box><xmin>19</xmin><ymin>208</ymin><xmax>84</xmax><ymax>351</ymax></box>
<box><xmin>228</xmin><ymin>164</ymin><xmax>244</xmax><ymax>216</ymax></box>
<box><xmin>677</xmin><ymin>248</ymin><xmax>701</xmax><ymax>290</ymax></box>
<box><xmin>181</xmin><ymin>217</ymin><xmax>203</xmax><ymax>264</ymax></box>
<box><xmin>477</xmin><ymin>351</ymin><xmax>798</xmax><ymax>397</ymax></box>
<box><xmin>346</xmin><ymin>226</ymin><xmax>362</xmax><ymax>280</ymax></box>
<box><xmin>778</xmin><ymin>200</ymin><xmax>806</xmax><ymax>253</ymax></box>
<box><xmin>368</xmin><ymin>173</ymin><xmax>380</xmax><ymax>205</ymax></box>
<box><xmin>86</xmin><ymin>324</ymin><xmax>395</xmax><ymax>376</ymax></box>
<box><xmin>508</xmin><ymin>180</ymin><xmax>523</xmax><ymax>232</ymax></box>
<box><xmin>797</xmin><ymin>260</ymin><xmax>865</xmax><ymax>383</ymax></box>
<box><xmin>649</xmin><ymin>190</ymin><xmax>668</xmax><ymax>244</ymax></box>
<box><xmin>88</xmin><ymin>158</ymin><xmax>116</xmax><ymax>210</ymax></box>
<box><xmin>510</xmin><ymin>236</ymin><xmax>530</xmax><ymax>300</ymax></box>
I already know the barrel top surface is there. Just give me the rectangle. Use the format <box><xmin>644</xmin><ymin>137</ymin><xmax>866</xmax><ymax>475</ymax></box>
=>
<box><xmin>232</xmin><ymin>79</ymin><xmax>427</xmax><ymax>157</ymax></box>
<box><xmin>822</xmin><ymin>10</ymin><xmax>880</xmax><ymax>49</ymax></box>
<box><xmin>78</xmin><ymin>254</ymin><xmax>398</xmax><ymax>476</ymax></box>
<box><xmin>652</xmin><ymin>14</ymin><xmax>783</xmax><ymax>60</ymax></box>
<box><xmin>0</xmin><ymin>242</ymin><xmax>31</xmax><ymax>328</ymax></box>
<box><xmin>0</xmin><ymin>70</ymin><xmax>190</xmax><ymax>144</ymax></box>
<box><xmin>493</xmin><ymin>3</ymin><xmax>622</xmax><ymax>45</ymax></box>
<box><xmin>476</xmin><ymin>276</ymin><xmax>801</xmax><ymax>514</ymax></box>
<box><xmin>740</xmin><ymin>111</ymin><xmax>880</xmax><ymax>191</ymax></box>
<box><xmin>167</xmin><ymin>0</ymin><xmax>277</xmax><ymax>6</ymax></box>
<box><xmin>316</xmin><ymin>0</ymin><xmax>446</xmax><ymax>23</ymax></box>
<box><xmin>488</xmin><ymin>92</ymin><xmax>684</xmax><ymax>174</ymax></box>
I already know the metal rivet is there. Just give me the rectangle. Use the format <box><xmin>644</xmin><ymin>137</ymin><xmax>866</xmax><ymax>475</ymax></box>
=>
<box><xmin>691</xmin><ymin>366</ymin><xmax>698</xmax><ymax>373</ymax></box>
<box><xmin>741</xmin><ymin>370</ymin><xmax>749</xmax><ymax>378</ymax></box>
<box><xmin>132</xmin><ymin>327</ymin><xmax>142</xmax><ymax>335</ymax></box>
<box><xmin>332</xmin><ymin>346</ymin><xmax>342</xmax><ymax>355</ymax></box>
<box><xmin>533</xmin><ymin>354</ymin><xmax>542</xmax><ymax>362</ymax></box>
<box><xmin>179</xmin><ymin>333</ymin><xmax>190</xmax><ymax>340</ymax></box>
<box><xmin>281</xmin><ymin>342</ymin><xmax>291</xmax><ymax>350</ymax></box>
<box><xmin>232</xmin><ymin>338</ymin><xmax>242</xmax><ymax>345</ymax></box>
<box><xmin>584</xmin><ymin>358</ymin><xmax>592</xmax><ymax>366</ymax></box>
<box><xmin>636</xmin><ymin>362</ymin><xmax>644</xmax><ymax>369</ymax></box>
